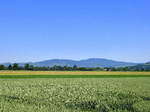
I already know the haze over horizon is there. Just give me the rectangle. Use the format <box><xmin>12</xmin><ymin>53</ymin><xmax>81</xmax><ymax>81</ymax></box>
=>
<box><xmin>0</xmin><ymin>0</ymin><xmax>150</xmax><ymax>63</ymax></box>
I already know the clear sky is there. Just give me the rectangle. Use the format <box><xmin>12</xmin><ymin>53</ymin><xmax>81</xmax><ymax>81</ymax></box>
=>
<box><xmin>0</xmin><ymin>0</ymin><xmax>150</xmax><ymax>63</ymax></box>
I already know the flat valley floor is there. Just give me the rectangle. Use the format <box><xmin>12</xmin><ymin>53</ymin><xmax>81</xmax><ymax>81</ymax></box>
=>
<box><xmin>0</xmin><ymin>77</ymin><xmax>150</xmax><ymax>112</ymax></box>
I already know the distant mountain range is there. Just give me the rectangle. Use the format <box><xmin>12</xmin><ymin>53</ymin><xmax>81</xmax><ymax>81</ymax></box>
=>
<box><xmin>2</xmin><ymin>58</ymin><xmax>140</xmax><ymax>68</ymax></box>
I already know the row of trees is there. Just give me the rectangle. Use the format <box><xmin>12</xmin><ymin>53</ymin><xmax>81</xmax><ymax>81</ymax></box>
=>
<box><xmin>0</xmin><ymin>64</ymin><xmax>150</xmax><ymax>71</ymax></box>
<box><xmin>0</xmin><ymin>64</ymin><xmax>104</xmax><ymax>71</ymax></box>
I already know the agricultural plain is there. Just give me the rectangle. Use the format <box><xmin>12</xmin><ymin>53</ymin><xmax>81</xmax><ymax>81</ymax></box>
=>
<box><xmin>0</xmin><ymin>78</ymin><xmax>150</xmax><ymax>112</ymax></box>
<box><xmin>0</xmin><ymin>71</ymin><xmax>150</xmax><ymax>112</ymax></box>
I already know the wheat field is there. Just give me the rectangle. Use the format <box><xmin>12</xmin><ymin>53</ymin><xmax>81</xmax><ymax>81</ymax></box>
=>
<box><xmin>0</xmin><ymin>70</ymin><xmax>150</xmax><ymax>75</ymax></box>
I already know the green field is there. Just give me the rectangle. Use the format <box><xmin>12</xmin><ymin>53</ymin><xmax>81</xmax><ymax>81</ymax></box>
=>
<box><xmin>0</xmin><ymin>71</ymin><xmax>150</xmax><ymax>112</ymax></box>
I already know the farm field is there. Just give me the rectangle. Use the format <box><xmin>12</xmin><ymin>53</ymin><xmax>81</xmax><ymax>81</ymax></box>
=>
<box><xmin>1</xmin><ymin>71</ymin><xmax>150</xmax><ymax>75</ymax></box>
<box><xmin>0</xmin><ymin>71</ymin><xmax>150</xmax><ymax>78</ymax></box>
<box><xmin>0</xmin><ymin>78</ymin><xmax>150</xmax><ymax>112</ymax></box>
<box><xmin>0</xmin><ymin>71</ymin><xmax>150</xmax><ymax>112</ymax></box>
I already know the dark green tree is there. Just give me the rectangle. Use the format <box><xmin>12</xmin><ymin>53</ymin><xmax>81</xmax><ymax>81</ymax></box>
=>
<box><xmin>24</xmin><ymin>64</ymin><xmax>30</xmax><ymax>70</ymax></box>
<box><xmin>12</xmin><ymin>63</ymin><xmax>19</xmax><ymax>70</ymax></box>
<box><xmin>8</xmin><ymin>64</ymin><xmax>12</xmax><ymax>70</ymax></box>
<box><xmin>0</xmin><ymin>65</ymin><xmax>5</xmax><ymax>70</ymax></box>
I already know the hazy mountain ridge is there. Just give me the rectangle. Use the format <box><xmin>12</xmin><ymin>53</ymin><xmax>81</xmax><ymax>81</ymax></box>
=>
<box><xmin>1</xmin><ymin>58</ymin><xmax>139</xmax><ymax>67</ymax></box>
<box><xmin>128</xmin><ymin>62</ymin><xmax>150</xmax><ymax>71</ymax></box>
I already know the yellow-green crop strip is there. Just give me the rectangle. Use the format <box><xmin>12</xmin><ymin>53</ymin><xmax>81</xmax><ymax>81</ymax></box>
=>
<box><xmin>0</xmin><ymin>71</ymin><xmax>150</xmax><ymax>78</ymax></box>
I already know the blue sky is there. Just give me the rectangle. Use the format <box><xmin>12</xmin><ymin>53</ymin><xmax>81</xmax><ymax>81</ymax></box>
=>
<box><xmin>0</xmin><ymin>0</ymin><xmax>150</xmax><ymax>63</ymax></box>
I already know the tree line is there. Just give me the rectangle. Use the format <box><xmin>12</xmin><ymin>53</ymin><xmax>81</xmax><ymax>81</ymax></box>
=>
<box><xmin>0</xmin><ymin>63</ymin><xmax>150</xmax><ymax>71</ymax></box>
